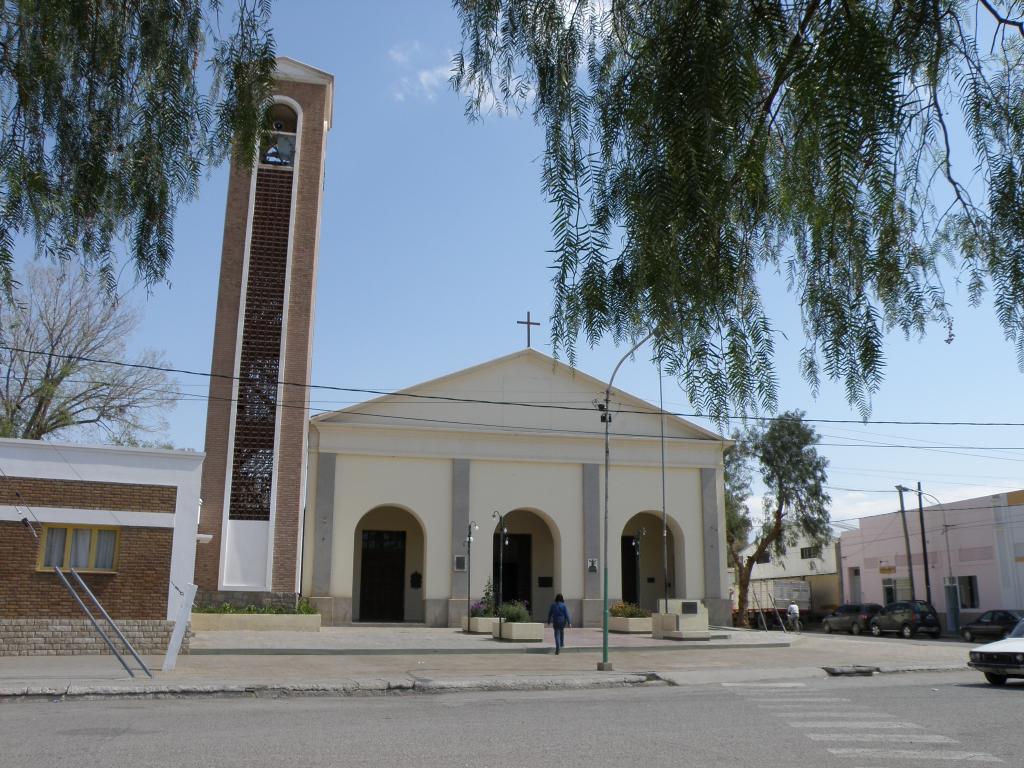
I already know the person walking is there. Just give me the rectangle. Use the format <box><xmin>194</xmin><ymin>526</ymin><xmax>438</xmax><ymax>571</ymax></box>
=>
<box><xmin>787</xmin><ymin>600</ymin><xmax>801</xmax><ymax>632</ymax></box>
<box><xmin>547</xmin><ymin>593</ymin><xmax>572</xmax><ymax>654</ymax></box>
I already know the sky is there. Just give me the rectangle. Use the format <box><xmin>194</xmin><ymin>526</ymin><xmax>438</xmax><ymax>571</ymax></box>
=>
<box><xmin>12</xmin><ymin>1</ymin><xmax>1024</xmax><ymax>528</ymax></box>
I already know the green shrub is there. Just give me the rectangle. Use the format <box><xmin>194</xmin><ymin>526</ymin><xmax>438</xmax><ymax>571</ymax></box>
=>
<box><xmin>497</xmin><ymin>601</ymin><xmax>531</xmax><ymax>623</ymax></box>
<box><xmin>609</xmin><ymin>601</ymin><xmax>650</xmax><ymax>618</ymax></box>
<box><xmin>192</xmin><ymin>600</ymin><xmax>319</xmax><ymax>615</ymax></box>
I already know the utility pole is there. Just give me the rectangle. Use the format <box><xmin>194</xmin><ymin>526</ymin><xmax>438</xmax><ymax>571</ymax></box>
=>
<box><xmin>896</xmin><ymin>486</ymin><xmax>917</xmax><ymax>601</ymax></box>
<box><xmin>915</xmin><ymin>482</ymin><xmax>932</xmax><ymax>604</ymax></box>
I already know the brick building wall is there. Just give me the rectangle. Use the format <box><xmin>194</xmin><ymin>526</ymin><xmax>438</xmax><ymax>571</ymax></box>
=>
<box><xmin>0</xmin><ymin>521</ymin><xmax>172</xmax><ymax>620</ymax></box>
<box><xmin>0</xmin><ymin>476</ymin><xmax>176</xmax><ymax>512</ymax></box>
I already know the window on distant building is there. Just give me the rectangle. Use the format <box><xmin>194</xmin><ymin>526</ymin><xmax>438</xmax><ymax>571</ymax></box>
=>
<box><xmin>958</xmin><ymin>575</ymin><xmax>980</xmax><ymax>609</ymax></box>
<box><xmin>37</xmin><ymin>525</ymin><xmax>119</xmax><ymax>571</ymax></box>
<box><xmin>754</xmin><ymin>551</ymin><xmax>770</xmax><ymax>564</ymax></box>
<box><xmin>800</xmin><ymin>546</ymin><xmax>821</xmax><ymax>560</ymax></box>
<box><xmin>882</xmin><ymin>577</ymin><xmax>913</xmax><ymax>604</ymax></box>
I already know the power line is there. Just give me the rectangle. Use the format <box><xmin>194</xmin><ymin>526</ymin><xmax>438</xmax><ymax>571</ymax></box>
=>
<box><xmin>7</xmin><ymin>343</ymin><xmax>1024</xmax><ymax>428</ymax></box>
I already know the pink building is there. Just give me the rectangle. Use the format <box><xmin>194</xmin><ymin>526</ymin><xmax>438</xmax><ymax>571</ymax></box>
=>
<box><xmin>839</xmin><ymin>490</ymin><xmax>1024</xmax><ymax>630</ymax></box>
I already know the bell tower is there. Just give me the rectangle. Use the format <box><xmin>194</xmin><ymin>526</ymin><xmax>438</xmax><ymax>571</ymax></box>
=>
<box><xmin>196</xmin><ymin>58</ymin><xmax>333</xmax><ymax>599</ymax></box>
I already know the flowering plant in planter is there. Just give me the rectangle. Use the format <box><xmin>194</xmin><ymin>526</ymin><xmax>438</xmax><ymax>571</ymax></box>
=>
<box><xmin>610</xmin><ymin>601</ymin><xmax>650</xmax><ymax>618</ymax></box>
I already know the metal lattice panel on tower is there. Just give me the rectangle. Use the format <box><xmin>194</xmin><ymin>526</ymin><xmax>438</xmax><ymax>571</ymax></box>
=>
<box><xmin>228</xmin><ymin>168</ymin><xmax>294</xmax><ymax>521</ymax></box>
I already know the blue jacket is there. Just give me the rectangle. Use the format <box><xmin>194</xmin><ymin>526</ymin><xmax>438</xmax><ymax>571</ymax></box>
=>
<box><xmin>547</xmin><ymin>601</ymin><xmax>571</xmax><ymax>628</ymax></box>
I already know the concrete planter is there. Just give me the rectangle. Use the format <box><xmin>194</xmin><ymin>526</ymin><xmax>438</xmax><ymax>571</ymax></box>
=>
<box><xmin>460</xmin><ymin>616</ymin><xmax>500</xmax><ymax>634</ymax></box>
<box><xmin>491</xmin><ymin>621</ymin><xmax>544</xmax><ymax>642</ymax></box>
<box><xmin>189</xmin><ymin>613</ymin><xmax>321</xmax><ymax>632</ymax></box>
<box><xmin>609</xmin><ymin>616</ymin><xmax>652</xmax><ymax>634</ymax></box>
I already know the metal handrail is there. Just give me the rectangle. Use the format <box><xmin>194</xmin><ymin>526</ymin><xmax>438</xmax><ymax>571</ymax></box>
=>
<box><xmin>52</xmin><ymin>567</ymin><xmax>134</xmax><ymax>677</ymax></box>
<box><xmin>749</xmin><ymin>587</ymin><xmax>769</xmax><ymax>631</ymax></box>
<box><xmin>70</xmin><ymin>569</ymin><xmax>152</xmax><ymax>678</ymax></box>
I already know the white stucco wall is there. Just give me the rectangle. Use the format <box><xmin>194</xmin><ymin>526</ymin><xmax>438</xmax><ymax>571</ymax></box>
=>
<box><xmin>329</xmin><ymin>454</ymin><xmax>451</xmax><ymax>605</ymax></box>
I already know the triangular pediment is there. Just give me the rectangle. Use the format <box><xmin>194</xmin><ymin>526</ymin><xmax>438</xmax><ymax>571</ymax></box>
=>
<box><xmin>313</xmin><ymin>349</ymin><xmax>723</xmax><ymax>444</ymax></box>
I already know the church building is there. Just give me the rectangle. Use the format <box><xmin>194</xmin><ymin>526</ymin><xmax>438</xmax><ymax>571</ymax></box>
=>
<box><xmin>302</xmin><ymin>349</ymin><xmax>732</xmax><ymax>628</ymax></box>
<box><xmin>193</xmin><ymin>57</ymin><xmax>732</xmax><ymax>628</ymax></box>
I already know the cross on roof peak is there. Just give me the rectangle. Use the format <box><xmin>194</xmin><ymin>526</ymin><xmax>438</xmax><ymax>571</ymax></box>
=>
<box><xmin>517</xmin><ymin>311</ymin><xmax>540</xmax><ymax>348</ymax></box>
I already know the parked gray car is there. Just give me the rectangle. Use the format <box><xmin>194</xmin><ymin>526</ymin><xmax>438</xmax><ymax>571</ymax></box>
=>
<box><xmin>869</xmin><ymin>600</ymin><xmax>942</xmax><ymax>639</ymax></box>
<box><xmin>822</xmin><ymin>603</ymin><xmax>883</xmax><ymax>635</ymax></box>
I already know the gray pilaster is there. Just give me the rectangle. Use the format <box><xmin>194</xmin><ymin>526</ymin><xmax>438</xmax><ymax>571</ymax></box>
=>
<box><xmin>450</xmin><ymin>459</ymin><xmax>470</xmax><ymax>600</ymax></box>
<box><xmin>701</xmin><ymin>467</ymin><xmax>724</xmax><ymax>600</ymax></box>
<box><xmin>582</xmin><ymin>463</ymin><xmax>600</xmax><ymax>598</ymax></box>
<box><xmin>311</xmin><ymin>452</ymin><xmax>336</xmax><ymax>596</ymax></box>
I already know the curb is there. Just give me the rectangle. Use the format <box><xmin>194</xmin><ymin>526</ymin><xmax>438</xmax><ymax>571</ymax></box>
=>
<box><xmin>876</xmin><ymin>663</ymin><xmax>969</xmax><ymax>675</ymax></box>
<box><xmin>188</xmin><ymin>640</ymin><xmax>787</xmax><ymax>656</ymax></box>
<box><xmin>0</xmin><ymin>673</ymin><xmax>655</xmax><ymax>701</ymax></box>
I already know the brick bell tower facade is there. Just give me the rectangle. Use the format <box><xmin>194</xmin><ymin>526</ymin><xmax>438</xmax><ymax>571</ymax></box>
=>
<box><xmin>195</xmin><ymin>58</ymin><xmax>333</xmax><ymax>600</ymax></box>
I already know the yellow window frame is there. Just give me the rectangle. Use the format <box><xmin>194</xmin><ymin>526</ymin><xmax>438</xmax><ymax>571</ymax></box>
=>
<box><xmin>36</xmin><ymin>524</ymin><xmax>120</xmax><ymax>573</ymax></box>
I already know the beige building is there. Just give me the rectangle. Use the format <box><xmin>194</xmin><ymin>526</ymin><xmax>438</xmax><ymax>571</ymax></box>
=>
<box><xmin>302</xmin><ymin>349</ymin><xmax>732</xmax><ymax>627</ymax></box>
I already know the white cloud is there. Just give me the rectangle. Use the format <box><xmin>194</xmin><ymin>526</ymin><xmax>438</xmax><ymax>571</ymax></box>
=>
<box><xmin>387</xmin><ymin>41</ymin><xmax>421</xmax><ymax>65</ymax></box>
<box><xmin>416</xmin><ymin>65</ymin><xmax>451</xmax><ymax>100</ymax></box>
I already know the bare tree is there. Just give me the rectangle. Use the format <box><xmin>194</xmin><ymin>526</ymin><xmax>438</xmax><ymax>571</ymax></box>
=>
<box><xmin>0</xmin><ymin>265</ymin><xmax>176</xmax><ymax>442</ymax></box>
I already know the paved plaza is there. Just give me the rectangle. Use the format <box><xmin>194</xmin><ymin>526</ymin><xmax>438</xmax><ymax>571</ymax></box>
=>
<box><xmin>0</xmin><ymin>627</ymin><xmax>974</xmax><ymax>699</ymax></box>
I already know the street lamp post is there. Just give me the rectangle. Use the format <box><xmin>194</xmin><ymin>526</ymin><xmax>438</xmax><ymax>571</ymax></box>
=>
<box><xmin>598</xmin><ymin>331</ymin><xmax>654</xmax><ymax>672</ymax></box>
<box><xmin>464</xmin><ymin>521</ymin><xmax>478</xmax><ymax>633</ymax></box>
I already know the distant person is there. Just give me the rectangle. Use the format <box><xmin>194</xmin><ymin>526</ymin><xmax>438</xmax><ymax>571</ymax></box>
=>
<box><xmin>787</xmin><ymin>601</ymin><xmax>801</xmax><ymax>632</ymax></box>
<box><xmin>546</xmin><ymin>593</ymin><xmax>572</xmax><ymax>654</ymax></box>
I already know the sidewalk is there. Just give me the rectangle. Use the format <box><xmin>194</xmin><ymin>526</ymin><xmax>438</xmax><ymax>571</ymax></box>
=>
<box><xmin>0</xmin><ymin>629</ymin><xmax>970</xmax><ymax>700</ymax></box>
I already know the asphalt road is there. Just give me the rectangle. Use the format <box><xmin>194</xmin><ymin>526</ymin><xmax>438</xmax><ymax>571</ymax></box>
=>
<box><xmin>0</xmin><ymin>671</ymin><xmax>1019</xmax><ymax>767</ymax></box>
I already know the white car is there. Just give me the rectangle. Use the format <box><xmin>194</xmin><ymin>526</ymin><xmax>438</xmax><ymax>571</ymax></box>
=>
<box><xmin>968</xmin><ymin>618</ymin><xmax>1024</xmax><ymax>686</ymax></box>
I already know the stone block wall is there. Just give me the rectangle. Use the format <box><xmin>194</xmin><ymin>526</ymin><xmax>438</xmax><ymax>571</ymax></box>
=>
<box><xmin>0</xmin><ymin>618</ymin><xmax>190</xmax><ymax>656</ymax></box>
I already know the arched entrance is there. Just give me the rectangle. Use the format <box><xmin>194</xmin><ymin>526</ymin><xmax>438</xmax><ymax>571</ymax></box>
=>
<box><xmin>621</xmin><ymin>512</ymin><xmax>682</xmax><ymax>612</ymax></box>
<box><xmin>492</xmin><ymin>508</ymin><xmax>560</xmax><ymax>620</ymax></box>
<box><xmin>353</xmin><ymin>506</ymin><xmax>425</xmax><ymax>622</ymax></box>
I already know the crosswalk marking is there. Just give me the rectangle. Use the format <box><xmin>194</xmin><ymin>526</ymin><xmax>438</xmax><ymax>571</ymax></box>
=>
<box><xmin>826</xmin><ymin>747</ymin><xmax>1001</xmax><ymax>762</ymax></box>
<box><xmin>789</xmin><ymin>721</ymin><xmax>922</xmax><ymax>729</ymax></box>
<box><xmin>747</xmin><ymin>697</ymin><xmax>851</xmax><ymax>703</ymax></box>
<box><xmin>769</xmin><ymin>710</ymin><xmax>889</xmax><ymax>717</ymax></box>
<box><xmin>806</xmin><ymin>733</ymin><xmax>957</xmax><ymax>744</ymax></box>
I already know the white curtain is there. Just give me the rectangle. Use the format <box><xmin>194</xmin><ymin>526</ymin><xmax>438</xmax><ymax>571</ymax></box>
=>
<box><xmin>94</xmin><ymin>530</ymin><xmax>117</xmax><ymax>569</ymax></box>
<box><xmin>43</xmin><ymin>527</ymin><xmax>67</xmax><ymax>567</ymax></box>
<box><xmin>69</xmin><ymin>528</ymin><xmax>92</xmax><ymax>569</ymax></box>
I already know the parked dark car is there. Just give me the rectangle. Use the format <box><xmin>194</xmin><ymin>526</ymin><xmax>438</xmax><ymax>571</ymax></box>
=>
<box><xmin>822</xmin><ymin>603</ymin><xmax>883</xmax><ymax>635</ymax></box>
<box><xmin>960</xmin><ymin>610</ymin><xmax>1024</xmax><ymax>643</ymax></box>
<box><xmin>869</xmin><ymin>600</ymin><xmax>942</xmax><ymax>639</ymax></box>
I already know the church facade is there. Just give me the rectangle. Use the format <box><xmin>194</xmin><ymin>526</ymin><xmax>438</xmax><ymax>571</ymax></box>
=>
<box><xmin>193</xmin><ymin>58</ymin><xmax>731</xmax><ymax>627</ymax></box>
<box><xmin>302</xmin><ymin>349</ymin><xmax>732</xmax><ymax>627</ymax></box>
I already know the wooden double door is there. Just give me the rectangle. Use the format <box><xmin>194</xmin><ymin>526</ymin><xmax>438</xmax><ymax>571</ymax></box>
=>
<box><xmin>359</xmin><ymin>530</ymin><xmax>406</xmax><ymax>622</ymax></box>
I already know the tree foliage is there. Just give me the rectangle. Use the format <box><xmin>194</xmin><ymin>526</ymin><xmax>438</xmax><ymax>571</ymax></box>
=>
<box><xmin>728</xmin><ymin>411</ymin><xmax>831</xmax><ymax>625</ymax></box>
<box><xmin>453</xmin><ymin>0</ymin><xmax>1024</xmax><ymax>417</ymax></box>
<box><xmin>0</xmin><ymin>265</ymin><xmax>177</xmax><ymax>442</ymax></box>
<box><xmin>723</xmin><ymin>430</ymin><xmax>753</xmax><ymax>570</ymax></box>
<box><xmin>0</xmin><ymin>0</ymin><xmax>275</xmax><ymax>295</ymax></box>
